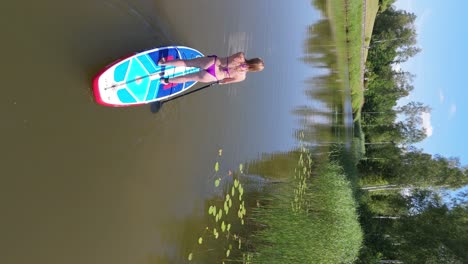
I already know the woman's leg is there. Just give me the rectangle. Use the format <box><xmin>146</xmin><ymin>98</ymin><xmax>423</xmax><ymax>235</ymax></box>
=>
<box><xmin>163</xmin><ymin>71</ymin><xmax>217</xmax><ymax>84</ymax></box>
<box><xmin>159</xmin><ymin>56</ymin><xmax>215</xmax><ymax>69</ymax></box>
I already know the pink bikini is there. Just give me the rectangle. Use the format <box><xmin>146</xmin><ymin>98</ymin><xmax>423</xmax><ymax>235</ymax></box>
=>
<box><xmin>162</xmin><ymin>55</ymin><xmax>246</xmax><ymax>84</ymax></box>
<box><xmin>206</xmin><ymin>55</ymin><xmax>231</xmax><ymax>80</ymax></box>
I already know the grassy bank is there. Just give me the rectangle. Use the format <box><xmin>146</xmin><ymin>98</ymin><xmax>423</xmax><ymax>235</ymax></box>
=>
<box><xmin>250</xmin><ymin>163</ymin><xmax>363</xmax><ymax>263</ymax></box>
<box><xmin>327</xmin><ymin>0</ymin><xmax>379</xmax><ymax>120</ymax></box>
<box><xmin>187</xmin><ymin>148</ymin><xmax>363</xmax><ymax>263</ymax></box>
<box><xmin>246</xmin><ymin>147</ymin><xmax>363</xmax><ymax>263</ymax></box>
<box><xmin>327</xmin><ymin>0</ymin><xmax>363</xmax><ymax>119</ymax></box>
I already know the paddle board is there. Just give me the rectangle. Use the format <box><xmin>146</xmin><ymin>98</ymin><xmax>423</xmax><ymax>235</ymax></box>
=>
<box><xmin>93</xmin><ymin>46</ymin><xmax>204</xmax><ymax>107</ymax></box>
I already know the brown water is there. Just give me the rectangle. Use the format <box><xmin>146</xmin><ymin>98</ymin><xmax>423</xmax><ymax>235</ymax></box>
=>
<box><xmin>0</xmin><ymin>0</ymin><xmax>329</xmax><ymax>263</ymax></box>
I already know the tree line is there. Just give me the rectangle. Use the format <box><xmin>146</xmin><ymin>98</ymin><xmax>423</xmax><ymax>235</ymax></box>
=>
<box><xmin>357</xmin><ymin>1</ymin><xmax>467</xmax><ymax>262</ymax></box>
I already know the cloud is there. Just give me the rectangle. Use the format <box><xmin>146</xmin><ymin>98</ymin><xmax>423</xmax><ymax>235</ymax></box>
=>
<box><xmin>449</xmin><ymin>104</ymin><xmax>457</xmax><ymax>119</ymax></box>
<box><xmin>394</xmin><ymin>0</ymin><xmax>413</xmax><ymax>11</ymax></box>
<box><xmin>439</xmin><ymin>90</ymin><xmax>445</xmax><ymax>103</ymax></box>
<box><xmin>421</xmin><ymin>112</ymin><xmax>433</xmax><ymax>137</ymax></box>
<box><xmin>392</xmin><ymin>63</ymin><xmax>401</xmax><ymax>72</ymax></box>
<box><xmin>415</xmin><ymin>8</ymin><xmax>432</xmax><ymax>34</ymax></box>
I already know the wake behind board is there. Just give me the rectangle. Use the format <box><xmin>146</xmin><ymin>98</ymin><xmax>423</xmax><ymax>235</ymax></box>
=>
<box><xmin>93</xmin><ymin>46</ymin><xmax>204</xmax><ymax>107</ymax></box>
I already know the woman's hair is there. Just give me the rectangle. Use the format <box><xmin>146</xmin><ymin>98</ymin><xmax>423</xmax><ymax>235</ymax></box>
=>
<box><xmin>245</xmin><ymin>58</ymin><xmax>264</xmax><ymax>72</ymax></box>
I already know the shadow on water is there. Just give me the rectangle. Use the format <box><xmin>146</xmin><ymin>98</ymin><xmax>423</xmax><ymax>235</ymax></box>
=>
<box><xmin>299</xmin><ymin>0</ymin><xmax>354</xmax><ymax>150</ymax></box>
<box><xmin>149</xmin><ymin>82</ymin><xmax>219</xmax><ymax>114</ymax></box>
<box><xmin>44</xmin><ymin>0</ymin><xmax>180</xmax><ymax>94</ymax></box>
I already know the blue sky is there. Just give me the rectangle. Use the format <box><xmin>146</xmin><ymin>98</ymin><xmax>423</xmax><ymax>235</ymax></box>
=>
<box><xmin>394</xmin><ymin>0</ymin><xmax>468</xmax><ymax>166</ymax></box>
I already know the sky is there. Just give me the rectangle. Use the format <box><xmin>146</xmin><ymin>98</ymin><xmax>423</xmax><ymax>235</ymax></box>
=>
<box><xmin>393</xmin><ymin>0</ymin><xmax>468</xmax><ymax>166</ymax></box>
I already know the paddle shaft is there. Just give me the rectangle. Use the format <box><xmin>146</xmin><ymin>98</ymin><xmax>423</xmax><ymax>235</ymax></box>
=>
<box><xmin>151</xmin><ymin>81</ymin><xmax>219</xmax><ymax>113</ymax></box>
<box><xmin>162</xmin><ymin>81</ymin><xmax>219</xmax><ymax>103</ymax></box>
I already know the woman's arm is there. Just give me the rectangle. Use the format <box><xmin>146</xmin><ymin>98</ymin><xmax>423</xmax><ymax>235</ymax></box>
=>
<box><xmin>220</xmin><ymin>75</ymin><xmax>245</xmax><ymax>85</ymax></box>
<box><xmin>230</xmin><ymin>52</ymin><xmax>245</xmax><ymax>62</ymax></box>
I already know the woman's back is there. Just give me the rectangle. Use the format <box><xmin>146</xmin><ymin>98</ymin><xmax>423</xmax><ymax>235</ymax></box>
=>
<box><xmin>216</xmin><ymin>52</ymin><xmax>246</xmax><ymax>80</ymax></box>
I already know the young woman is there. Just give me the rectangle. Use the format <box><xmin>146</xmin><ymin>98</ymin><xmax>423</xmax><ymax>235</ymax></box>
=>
<box><xmin>159</xmin><ymin>52</ymin><xmax>264</xmax><ymax>85</ymax></box>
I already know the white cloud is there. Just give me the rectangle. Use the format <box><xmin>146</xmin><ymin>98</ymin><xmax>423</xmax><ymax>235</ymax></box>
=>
<box><xmin>421</xmin><ymin>112</ymin><xmax>433</xmax><ymax>137</ymax></box>
<box><xmin>449</xmin><ymin>104</ymin><xmax>457</xmax><ymax>119</ymax></box>
<box><xmin>394</xmin><ymin>0</ymin><xmax>413</xmax><ymax>11</ymax></box>
<box><xmin>439</xmin><ymin>90</ymin><xmax>445</xmax><ymax>103</ymax></box>
<box><xmin>415</xmin><ymin>9</ymin><xmax>432</xmax><ymax>34</ymax></box>
<box><xmin>392</xmin><ymin>63</ymin><xmax>401</xmax><ymax>72</ymax></box>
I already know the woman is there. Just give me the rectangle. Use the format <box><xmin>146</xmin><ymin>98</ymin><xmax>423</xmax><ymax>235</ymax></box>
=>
<box><xmin>158</xmin><ymin>52</ymin><xmax>264</xmax><ymax>85</ymax></box>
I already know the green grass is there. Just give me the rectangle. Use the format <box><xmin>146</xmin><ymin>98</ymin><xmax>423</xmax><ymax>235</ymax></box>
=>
<box><xmin>248</xmin><ymin>148</ymin><xmax>363</xmax><ymax>264</ymax></box>
<box><xmin>327</xmin><ymin>0</ymin><xmax>363</xmax><ymax>119</ymax></box>
<box><xmin>327</xmin><ymin>0</ymin><xmax>379</xmax><ymax>122</ymax></box>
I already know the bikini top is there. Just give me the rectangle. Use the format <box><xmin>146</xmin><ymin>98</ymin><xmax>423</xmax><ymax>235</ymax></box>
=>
<box><xmin>220</xmin><ymin>57</ymin><xmax>231</xmax><ymax>78</ymax></box>
<box><xmin>221</xmin><ymin>59</ymin><xmax>248</xmax><ymax>78</ymax></box>
<box><xmin>208</xmin><ymin>55</ymin><xmax>247</xmax><ymax>79</ymax></box>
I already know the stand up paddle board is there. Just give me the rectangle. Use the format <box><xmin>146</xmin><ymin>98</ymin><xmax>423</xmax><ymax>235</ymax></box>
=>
<box><xmin>93</xmin><ymin>46</ymin><xmax>204</xmax><ymax>107</ymax></box>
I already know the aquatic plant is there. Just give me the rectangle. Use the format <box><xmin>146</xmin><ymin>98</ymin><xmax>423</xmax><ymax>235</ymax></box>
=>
<box><xmin>291</xmin><ymin>144</ymin><xmax>314</xmax><ymax>213</ymax></box>
<box><xmin>187</xmin><ymin>149</ymin><xmax>252</xmax><ymax>263</ymax></box>
<box><xmin>248</xmin><ymin>139</ymin><xmax>363</xmax><ymax>263</ymax></box>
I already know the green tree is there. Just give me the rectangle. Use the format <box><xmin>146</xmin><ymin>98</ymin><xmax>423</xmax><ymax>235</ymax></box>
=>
<box><xmin>358</xmin><ymin>189</ymin><xmax>468</xmax><ymax>263</ymax></box>
<box><xmin>397</xmin><ymin>150</ymin><xmax>468</xmax><ymax>188</ymax></box>
<box><xmin>371</xmin><ymin>7</ymin><xmax>420</xmax><ymax>64</ymax></box>
<box><xmin>394</xmin><ymin>190</ymin><xmax>468</xmax><ymax>263</ymax></box>
<box><xmin>396</xmin><ymin>101</ymin><xmax>431</xmax><ymax>144</ymax></box>
<box><xmin>363</xmin><ymin>6</ymin><xmax>422</xmax><ymax>147</ymax></box>
<box><xmin>359</xmin><ymin>147</ymin><xmax>468</xmax><ymax>188</ymax></box>
<box><xmin>378</xmin><ymin>0</ymin><xmax>397</xmax><ymax>13</ymax></box>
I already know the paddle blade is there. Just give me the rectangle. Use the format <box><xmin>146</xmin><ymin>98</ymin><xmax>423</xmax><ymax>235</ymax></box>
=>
<box><xmin>150</xmin><ymin>101</ymin><xmax>163</xmax><ymax>113</ymax></box>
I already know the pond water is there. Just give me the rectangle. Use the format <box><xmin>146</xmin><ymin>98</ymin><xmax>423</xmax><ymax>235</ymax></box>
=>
<box><xmin>0</xmin><ymin>0</ymin><xmax>350</xmax><ymax>263</ymax></box>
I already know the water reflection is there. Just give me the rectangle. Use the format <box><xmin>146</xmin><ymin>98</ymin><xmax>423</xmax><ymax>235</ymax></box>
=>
<box><xmin>179</xmin><ymin>0</ymin><xmax>358</xmax><ymax>262</ymax></box>
<box><xmin>0</xmin><ymin>0</ymin><xmax>354</xmax><ymax>263</ymax></box>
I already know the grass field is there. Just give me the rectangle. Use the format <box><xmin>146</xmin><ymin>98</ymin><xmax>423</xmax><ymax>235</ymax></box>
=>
<box><xmin>327</xmin><ymin>0</ymin><xmax>379</xmax><ymax>121</ymax></box>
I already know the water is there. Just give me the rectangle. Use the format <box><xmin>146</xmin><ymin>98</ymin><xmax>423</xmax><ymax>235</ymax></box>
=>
<box><xmin>0</xmin><ymin>0</ymin><xmax>349</xmax><ymax>263</ymax></box>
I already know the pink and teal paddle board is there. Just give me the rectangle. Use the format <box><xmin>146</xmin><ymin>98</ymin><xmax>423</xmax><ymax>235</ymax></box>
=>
<box><xmin>93</xmin><ymin>46</ymin><xmax>204</xmax><ymax>107</ymax></box>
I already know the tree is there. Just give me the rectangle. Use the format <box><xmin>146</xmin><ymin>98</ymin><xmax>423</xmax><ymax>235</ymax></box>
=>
<box><xmin>371</xmin><ymin>7</ymin><xmax>420</xmax><ymax>65</ymax></box>
<box><xmin>359</xmin><ymin>147</ymin><xmax>468</xmax><ymax>189</ymax></box>
<box><xmin>378</xmin><ymin>0</ymin><xmax>397</xmax><ymax>13</ymax></box>
<box><xmin>393</xmin><ymin>70</ymin><xmax>415</xmax><ymax>95</ymax></box>
<box><xmin>393</xmin><ymin>190</ymin><xmax>468</xmax><ymax>263</ymax></box>
<box><xmin>358</xmin><ymin>188</ymin><xmax>468</xmax><ymax>263</ymax></box>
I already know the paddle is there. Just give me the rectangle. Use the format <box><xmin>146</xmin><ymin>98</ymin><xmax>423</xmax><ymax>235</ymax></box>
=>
<box><xmin>150</xmin><ymin>81</ymin><xmax>220</xmax><ymax>113</ymax></box>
